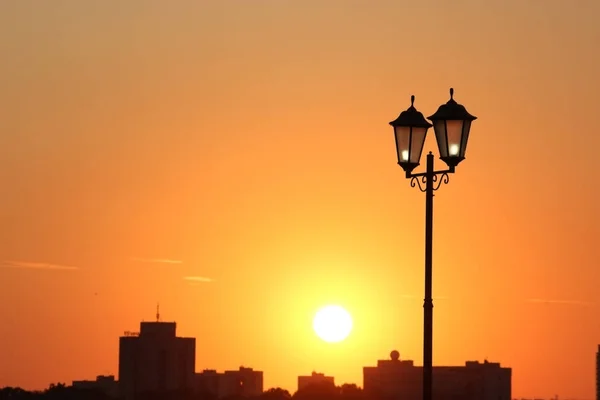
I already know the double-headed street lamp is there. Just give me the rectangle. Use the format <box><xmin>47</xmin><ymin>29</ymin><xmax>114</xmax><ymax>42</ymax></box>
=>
<box><xmin>389</xmin><ymin>88</ymin><xmax>477</xmax><ymax>400</ymax></box>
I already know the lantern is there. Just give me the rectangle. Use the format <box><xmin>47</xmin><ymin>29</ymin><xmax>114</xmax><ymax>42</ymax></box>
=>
<box><xmin>428</xmin><ymin>88</ymin><xmax>477</xmax><ymax>169</ymax></box>
<box><xmin>389</xmin><ymin>95</ymin><xmax>433</xmax><ymax>174</ymax></box>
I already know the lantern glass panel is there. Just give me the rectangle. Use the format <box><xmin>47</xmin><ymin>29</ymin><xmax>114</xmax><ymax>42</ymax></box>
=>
<box><xmin>460</xmin><ymin>120</ymin><xmax>472</xmax><ymax>157</ymax></box>
<box><xmin>433</xmin><ymin>120</ymin><xmax>447</xmax><ymax>158</ymax></box>
<box><xmin>446</xmin><ymin>120</ymin><xmax>464</xmax><ymax>157</ymax></box>
<box><xmin>394</xmin><ymin>126</ymin><xmax>427</xmax><ymax>165</ymax></box>
<box><xmin>394</xmin><ymin>126</ymin><xmax>411</xmax><ymax>164</ymax></box>
<box><xmin>409</xmin><ymin>127</ymin><xmax>427</xmax><ymax>164</ymax></box>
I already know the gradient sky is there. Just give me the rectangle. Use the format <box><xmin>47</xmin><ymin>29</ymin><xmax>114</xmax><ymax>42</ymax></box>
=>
<box><xmin>1</xmin><ymin>0</ymin><xmax>599</xmax><ymax>398</ymax></box>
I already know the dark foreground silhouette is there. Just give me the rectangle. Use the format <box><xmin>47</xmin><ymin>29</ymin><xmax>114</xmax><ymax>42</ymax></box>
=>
<box><xmin>0</xmin><ymin>382</ymin><xmax>367</xmax><ymax>400</ymax></box>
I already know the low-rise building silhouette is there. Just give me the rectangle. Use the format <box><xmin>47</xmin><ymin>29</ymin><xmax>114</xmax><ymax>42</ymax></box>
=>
<box><xmin>298</xmin><ymin>372</ymin><xmax>335</xmax><ymax>391</ymax></box>
<box><xmin>195</xmin><ymin>367</ymin><xmax>263</xmax><ymax>398</ymax></box>
<box><xmin>363</xmin><ymin>350</ymin><xmax>511</xmax><ymax>400</ymax></box>
<box><xmin>72</xmin><ymin>375</ymin><xmax>119</xmax><ymax>398</ymax></box>
<box><xmin>118</xmin><ymin>314</ymin><xmax>195</xmax><ymax>399</ymax></box>
<box><xmin>221</xmin><ymin>367</ymin><xmax>263</xmax><ymax>398</ymax></box>
<box><xmin>195</xmin><ymin>369</ymin><xmax>220</xmax><ymax>397</ymax></box>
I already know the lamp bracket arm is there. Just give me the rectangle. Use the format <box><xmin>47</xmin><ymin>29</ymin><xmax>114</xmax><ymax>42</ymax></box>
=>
<box><xmin>406</xmin><ymin>166</ymin><xmax>455</xmax><ymax>179</ymax></box>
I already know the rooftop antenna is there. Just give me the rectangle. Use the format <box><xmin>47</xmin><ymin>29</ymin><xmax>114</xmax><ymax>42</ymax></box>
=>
<box><xmin>156</xmin><ymin>303</ymin><xmax>160</xmax><ymax>322</ymax></box>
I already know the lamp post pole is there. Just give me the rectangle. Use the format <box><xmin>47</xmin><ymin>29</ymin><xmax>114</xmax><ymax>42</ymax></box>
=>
<box><xmin>408</xmin><ymin>153</ymin><xmax>452</xmax><ymax>400</ymax></box>
<box><xmin>388</xmin><ymin>88</ymin><xmax>477</xmax><ymax>400</ymax></box>
<box><xmin>423</xmin><ymin>152</ymin><xmax>434</xmax><ymax>400</ymax></box>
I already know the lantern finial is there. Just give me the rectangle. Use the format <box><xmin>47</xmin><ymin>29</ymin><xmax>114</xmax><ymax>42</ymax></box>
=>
<box><xmin>449</xmin><ymin>88</ymin><xmax>454</xmax><ymax>100</ymax></box>
<box><xmin>410</xmin><ymin>95</ymin><xmax>415</xmax><ymax>107</ymax></box>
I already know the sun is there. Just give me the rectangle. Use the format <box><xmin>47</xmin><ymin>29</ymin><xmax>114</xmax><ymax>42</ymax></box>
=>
<box><xmin>313</xmin><ymin>305</ymin><xmax>353</xmax><ymax>343</ymax></box>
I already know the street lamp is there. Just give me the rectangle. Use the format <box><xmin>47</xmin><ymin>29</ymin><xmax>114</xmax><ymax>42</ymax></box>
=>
<box><xmin>389</xmin><ymin>88</ymin><xmax>477</xmax><ymax>400</ymax></box>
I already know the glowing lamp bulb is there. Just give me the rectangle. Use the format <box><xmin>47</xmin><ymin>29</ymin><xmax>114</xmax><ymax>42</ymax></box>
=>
<box><xmin>401</xmin><ymin>150</ymin><xmax>409</xmax><ymax>161</ymax></box>
<box><xmin>449</xmin><ymin>144</ymin><xmax>459</xmax><ymax>156</ymax></box>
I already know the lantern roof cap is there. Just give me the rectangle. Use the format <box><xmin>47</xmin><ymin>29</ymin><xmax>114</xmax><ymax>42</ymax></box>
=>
<box><xmin>428</xmin><ymin>88</ymin><xmax>477</xmax><ymax>121</ymax></box>
<box><xmin>389</xmin><ymin>95</ymin><xmax>433</xmax><ymax>129</ymax></box>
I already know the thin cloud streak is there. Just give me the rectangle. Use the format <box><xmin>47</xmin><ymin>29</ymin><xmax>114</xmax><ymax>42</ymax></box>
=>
<box><xmin>526</xmin><ymin>298</ymin><xmax>593</xmax><ymax>306</ymax></box>
<box><xmin>131</xmin><ymin>257</ymin><xmax>183</xmax><ymax>264</ymax></box>
<box><xmin>0</xmin><ymin>260</ymin><xmax>78</xmax><ymax>271</ymax></box>
<box><xmin>184</xmin><ymin>276</ymin><xmax>214</xmax><ymax>283</ymax></box>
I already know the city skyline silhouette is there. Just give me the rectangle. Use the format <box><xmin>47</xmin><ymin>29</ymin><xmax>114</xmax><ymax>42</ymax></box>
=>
<box><xmin>1</xmin><ymin>1</ymin><xmax>600</xmax><ymax>399</ymax></box>
<box><xmin>5</xmin><ymin>313</ymin><xmax>514</xmax><ymax>400</ymax></box>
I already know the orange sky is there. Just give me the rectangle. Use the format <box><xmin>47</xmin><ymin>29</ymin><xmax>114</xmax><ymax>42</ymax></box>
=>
<box><xmin>1</xmin><ymin>0</ymin><xmax>599</xmax><ymax>398</ymax></box>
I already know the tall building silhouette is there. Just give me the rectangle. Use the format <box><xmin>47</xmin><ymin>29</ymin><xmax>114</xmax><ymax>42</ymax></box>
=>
<box><xmin>363</xmin><ymin>350</ymin><xmax>511</xmax><ymax>400</ymax></box>
<box><xmin>596</xmin><ymin>345</ymin><xmax>600</xmax><ymax>400</ymax></box>
<box><xmin>118</xmin><ymin>311</ymin><xmax>195</xmax><ymax>399</ymax></box>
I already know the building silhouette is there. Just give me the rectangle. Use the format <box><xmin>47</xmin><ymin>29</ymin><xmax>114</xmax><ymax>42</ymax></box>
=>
<box><xmin>195</xmin><ymin>367</ymin><xmax>263</xmax><ymax>398</ymax></box>
<box><xmin>298</xmin><ymin>372</ymin><xmax>335</xmax><ymax>391</ymax></box>
<box><xmin>220</xmin><ymin>367</ymin><xmax>263</xmax><ymax>398</ymax></box>
<box><xmin>72</xmin><ymin>375</ymin><xmax>119</xmax><ymax>398</ymax></box>
<box><xmin>118</xmin><ymin>311</ymin><xmax>195</xmax><ymax>399</ymax></box>
<box><xmin>363</xmin><ymin>350</ymin><xmax>511</xmax><ymax>400</ymax></box>
<box><xmin>596</xmin><ymin>345</ymin><xmax>600</xmax><ymax>400</ymax></box>
<box><xmin>195</xmin><ymin>369</ymin><xmax>220</xmax><ymax>397</ymax></box>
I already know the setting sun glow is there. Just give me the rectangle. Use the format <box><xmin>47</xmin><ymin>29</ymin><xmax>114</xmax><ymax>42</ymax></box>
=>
<box><xmin>312</xmin><ymin>305</ymin><xmax>353</xmax><ymax>343</ymax></box>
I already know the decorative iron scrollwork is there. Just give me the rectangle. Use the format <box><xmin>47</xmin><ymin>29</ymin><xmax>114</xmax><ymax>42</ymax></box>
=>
<box><xmin>409</xmin><ymin>172</ymin><xmax>450</xmax><ymax>192</ymax></box>
<box><xmin>410</xmin><ymin>175</ymin><xmax>427</xmax><ymax>192</ymax></box>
